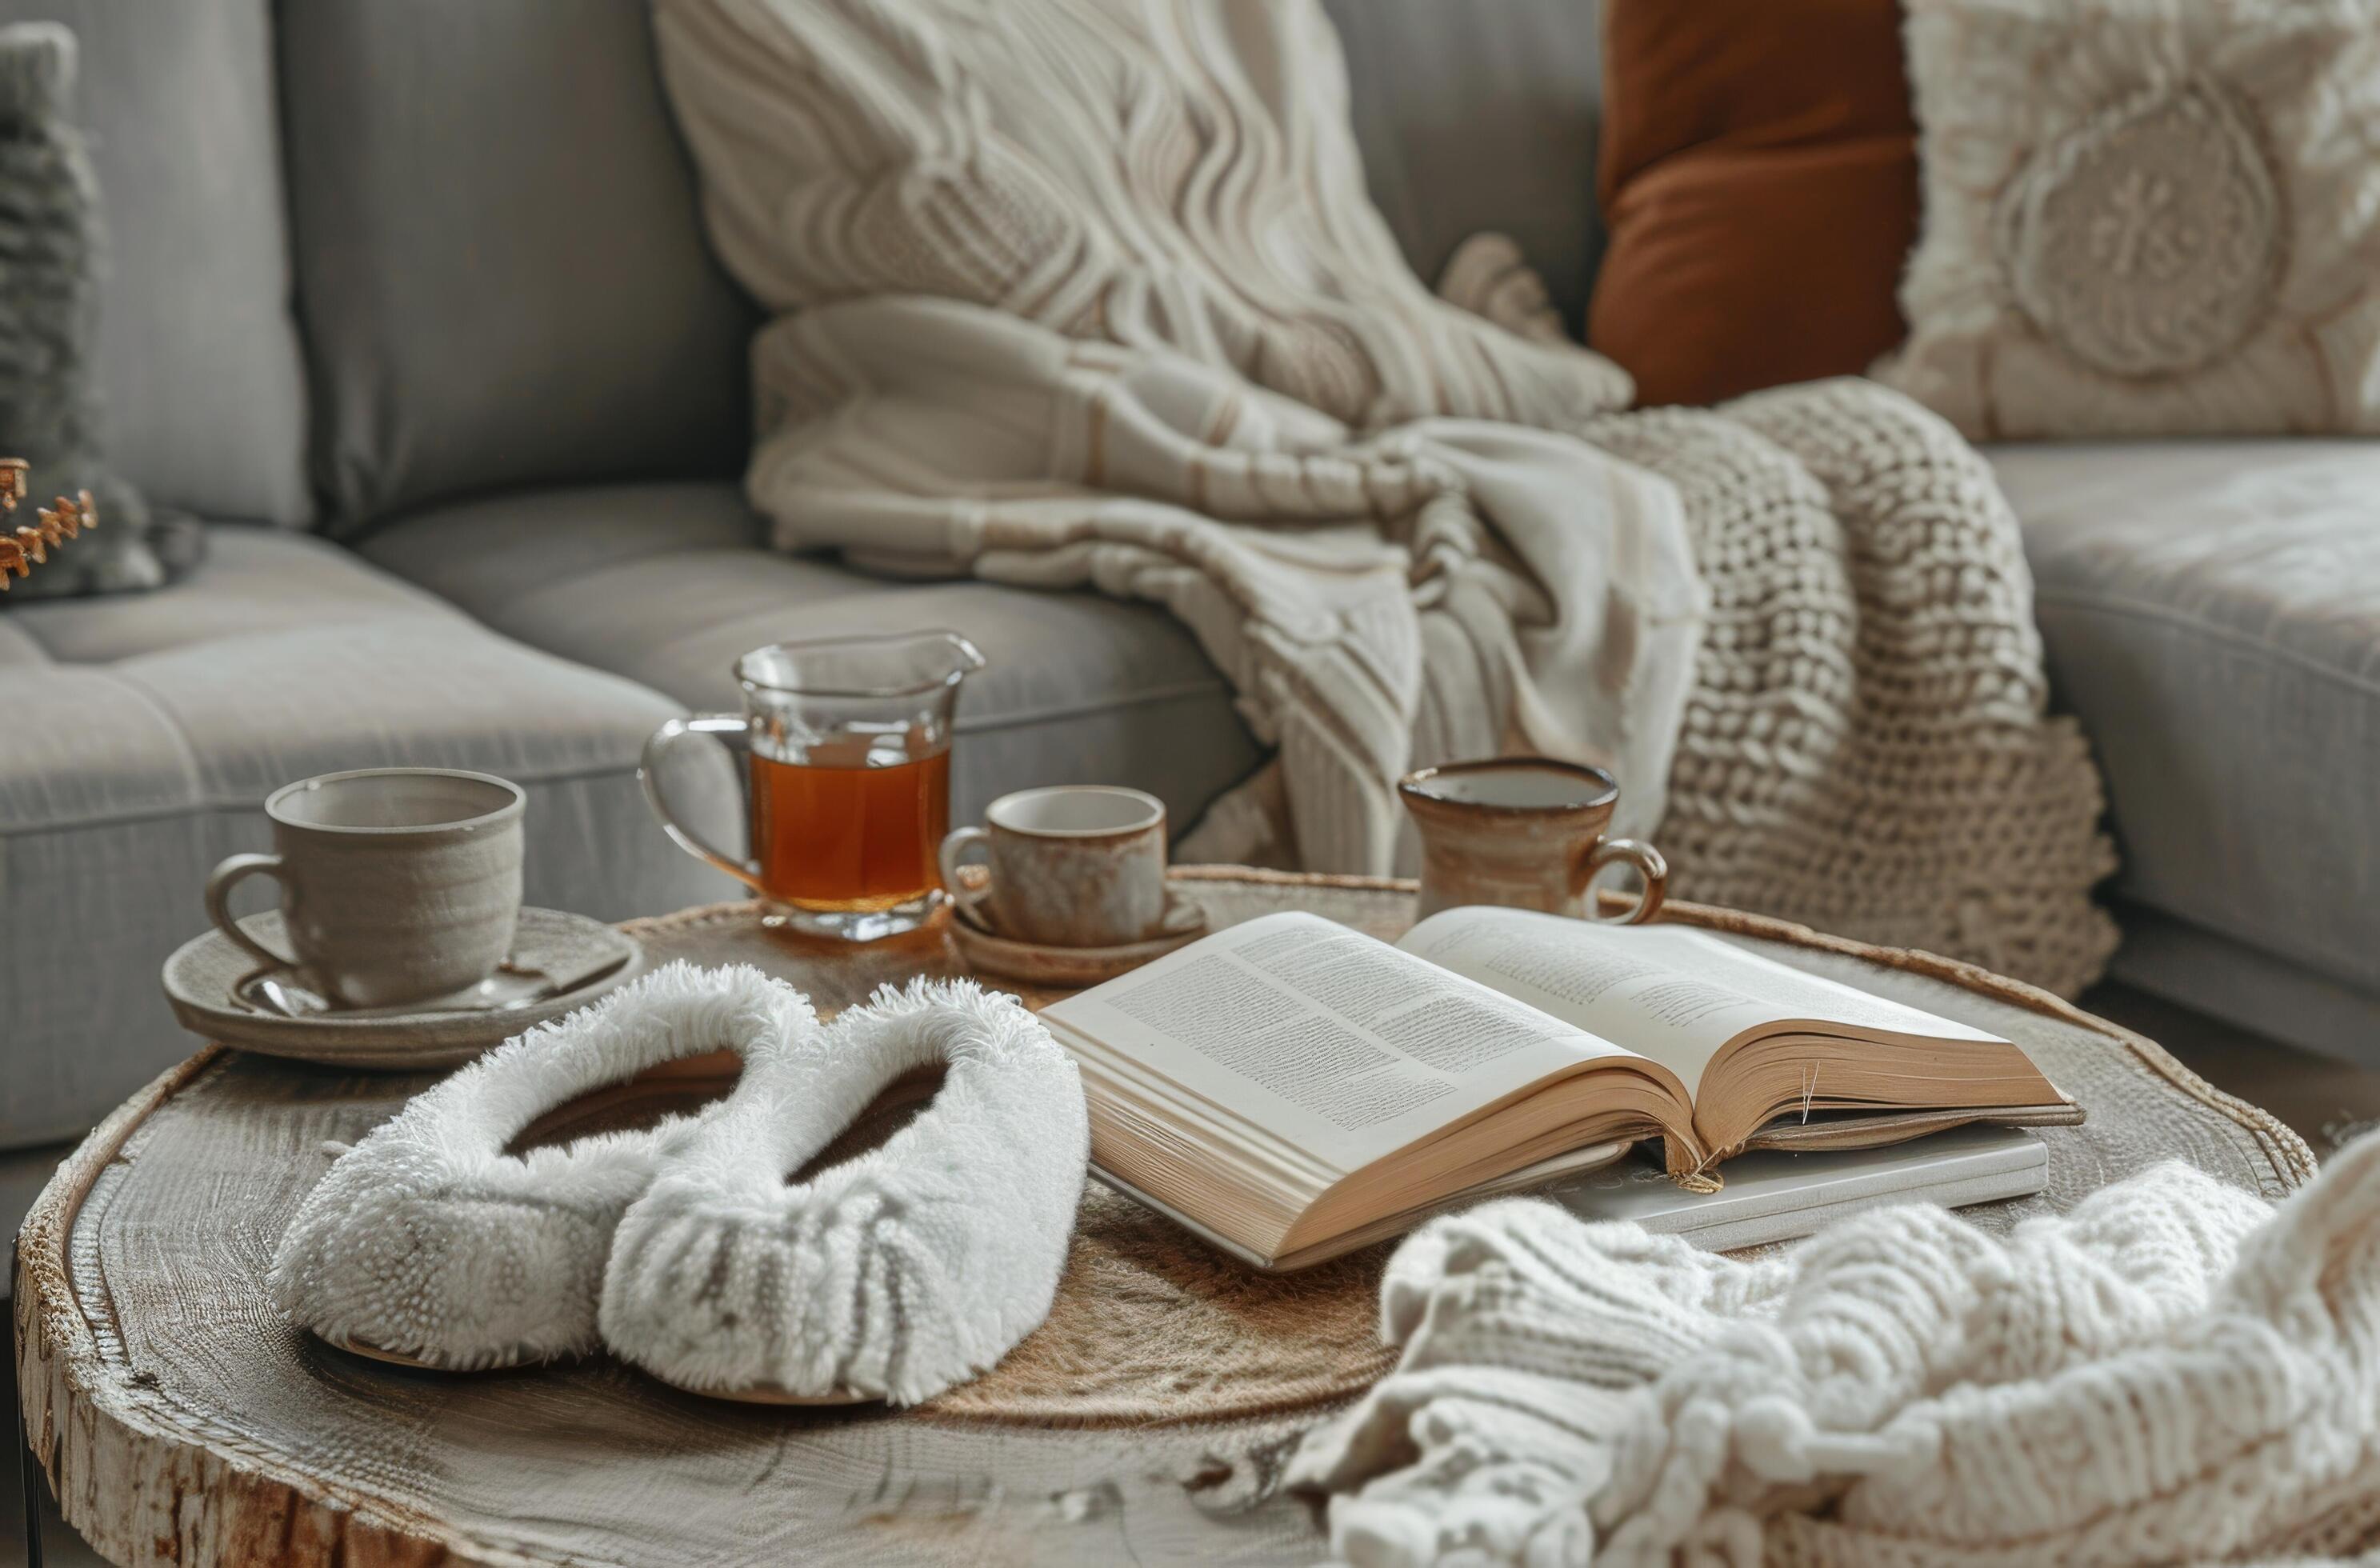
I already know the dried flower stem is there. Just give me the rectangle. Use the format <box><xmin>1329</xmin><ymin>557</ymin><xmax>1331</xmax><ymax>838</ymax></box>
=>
<box><xmin>0</xmin><ymin>458</ymin><xmax>98</xmax><ymax>590</ymax></box>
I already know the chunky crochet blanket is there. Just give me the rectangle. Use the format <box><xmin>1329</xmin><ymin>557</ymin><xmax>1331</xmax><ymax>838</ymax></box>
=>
<box><xmin>1291</xmin><ymin>1130</ymin><xmax>2380</xmax><ymax>1566</ymax></box>
<box><xmin>655</xmin><ymin>0</ymin><xmax>2118</xmax><ymax>994</ymax></box>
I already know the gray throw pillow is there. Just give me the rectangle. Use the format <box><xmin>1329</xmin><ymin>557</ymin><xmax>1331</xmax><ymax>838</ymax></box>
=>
<box><xmin>0</xmin><ymin>21</ymin><xmax>202</xmax><ymax>599</ymax></box>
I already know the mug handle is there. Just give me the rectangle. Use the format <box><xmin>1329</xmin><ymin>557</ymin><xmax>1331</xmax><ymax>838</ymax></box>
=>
<box><xmin>204</xmin><ymin>853</ymin><xmax>298</xmax><ymax>970</ymax></box>
<box><xmin>1578</xmin><ymin>837</ymin><xmax>1668</xmax><ymax>926</ymax></box>
<box><xmin>938</xmin><ymin>826</ymin><xmax>995</xmax><ymax>928</ymax></box>
<box><xmin>640</xmin><ymin>715</ymin><xmax>771</xmax><ymax>896</ymax></box>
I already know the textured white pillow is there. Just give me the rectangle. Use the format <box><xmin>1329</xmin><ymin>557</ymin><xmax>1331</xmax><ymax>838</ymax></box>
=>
<box><xmin>1878</xmin><ymin>0</ymin><xmax>2380</xmax><ymax>438</ymax></box>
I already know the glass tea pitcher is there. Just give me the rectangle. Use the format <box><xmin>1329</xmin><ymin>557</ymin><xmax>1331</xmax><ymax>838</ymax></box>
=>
<box><xmin>641</xmin><ymin>630</ymin><xmax>986</xmax><ymax>941</ymax></box>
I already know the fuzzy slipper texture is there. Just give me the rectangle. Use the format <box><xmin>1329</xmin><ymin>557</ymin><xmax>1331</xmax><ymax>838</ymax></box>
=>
<box><xmin>267</xmin><ymin>961</ymin><xmax>816</xmax><ymax>1370</ymax></box>
<box><xmin>599</xmin><ymin>978</ymin><xmax>1089</xmax><ymax>1404</ymax></box>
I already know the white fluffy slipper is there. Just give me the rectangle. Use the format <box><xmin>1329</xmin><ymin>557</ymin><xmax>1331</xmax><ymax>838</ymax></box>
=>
<box><xmin>598</xmin><ymin>978</ymin><xmax>1089</xmax><ymax>1405</ymax></box>
<box><xmin>267</xmin><ymin>960</ymin><xmax>817</xmax><ymax>1370</ymax></box>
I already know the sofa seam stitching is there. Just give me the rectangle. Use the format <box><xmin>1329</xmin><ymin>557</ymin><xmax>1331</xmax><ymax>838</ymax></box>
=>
<box><xmin>2034</xmin><ymin>590</ymin><xmax>2380</xmax><ymax>701</ymax></box>
<box><xmin>952</xmin><ymin>677</ymin><xmax>1236</xmax><ymax>734</ymax></box>
<box><xmin>0</xmin><ymin>760</ymin><xmax>650</xmax><ymax>840</ymax></box>
<box><xmin>1</xmin><ymin>676</ymin><xmax>1244</xmax><ymax>839</ymax></box>
<box><xmin>55</xmin><ymin>665</ymin><xmax>211</xmax><ymax>819</ymax></box>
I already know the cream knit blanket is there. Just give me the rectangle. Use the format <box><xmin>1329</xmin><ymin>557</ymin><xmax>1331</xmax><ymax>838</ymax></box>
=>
<box><xmin>1290</xmin><ymin>1130</ymin><xmax>2380</xmax><ymax>1566</ymax></box>
<box><xmin>654</xmin><ymin>0</ymin><xmax>2118</xmax><ymax>994</ymax></box>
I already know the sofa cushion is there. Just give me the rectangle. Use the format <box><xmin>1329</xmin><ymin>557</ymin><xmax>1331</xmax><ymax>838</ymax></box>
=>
<box><xmin>1322</xmin><ymin>0</ymin><xmax>1605</xmax><ymax>331</ymax></box>
<box><xmin>276</xmin><ymin>0</ymin><xmax>1605</xmax><ymax>537</ymax></box>
<box><xmin>1990</xmin><ymin>440</ymin><xmax>2380</xmax><ymax>998</ymax></box>
<box><xmin>0</xmin><ymin>526</ymin><xmax>734</xmax><ymax>1149</ymax></box>
<box><xmin>278</xmin><ymin>0</ymin><xmax>758</xmax><ymax>531</ymax></box>
<box><xmin>358</xmin><ymin>482</ymin><xmax>1267</xmax><ymax>832</ymax></box>
<box><xmin>10</xmin><ymin>0</ymin><xmax>310</xmax><ymax>524</ymax></box>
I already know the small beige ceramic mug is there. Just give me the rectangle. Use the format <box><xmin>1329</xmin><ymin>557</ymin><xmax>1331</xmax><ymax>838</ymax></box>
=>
<box><xmin>204</xmin><ymin>768</ymin><xmax>526</xmax><ymax>1008</ymax></box>
<box><xmin>1398</xmin><ymin>758</ymin><xmax>1666</xmax><ymax>924</ymax></box>
<box><xmin>938</xmin><ymin>786</ymin><xmax>1167</xmax><ymax>948</ymax></box>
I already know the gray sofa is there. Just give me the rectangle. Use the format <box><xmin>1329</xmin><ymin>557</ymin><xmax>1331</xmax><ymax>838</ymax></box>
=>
<box><xmin>4</xmin><ymin>0</ymin><xmax>2374</xmax><ymax>1206</ymax></box>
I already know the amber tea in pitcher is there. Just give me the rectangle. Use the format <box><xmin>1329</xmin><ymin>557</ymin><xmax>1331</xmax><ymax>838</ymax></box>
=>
<box><xmin>642</xmin><ymin>631</ymin><xmax>984</xmax><ymax>941</ymax></box>
<box><xmin>746</xmin><ymin>731</ymin><xmax>951</xmax><ymax>913</ymax></box>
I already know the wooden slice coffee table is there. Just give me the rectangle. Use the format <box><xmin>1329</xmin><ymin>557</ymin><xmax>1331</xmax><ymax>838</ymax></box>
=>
<box><xmin>14</xmin><ymin>870</ymin><xmax>2311</xmax><ymax>1567</ymax></box>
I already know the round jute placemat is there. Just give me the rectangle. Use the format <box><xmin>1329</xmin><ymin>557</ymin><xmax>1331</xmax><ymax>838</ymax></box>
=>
<box><xmin>534</xmin><ymin>1026</ymin><xmax>1399</xmax><ymax>1430</ymax></box>
<box><xmin>598</xmin><ymin>890</ymin><xmax>1413</xmax><ymax>1428</ymax></box>
<box><xmin>496</xmin><ymin>1029</ymin><xmax>1396</xmax><ymax>1430</ymax></box>
<box><xmin>915</xmin><ymin>1183</ymin><xmax>1394</xmax><ymax>1426</ymax></box>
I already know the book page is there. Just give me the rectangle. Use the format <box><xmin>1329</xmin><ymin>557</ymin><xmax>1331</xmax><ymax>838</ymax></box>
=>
<box><xmin>1044</xmin><ymin>911</ymin><xmax>1642</xmax><ymax>1172</ymax></box>
<box><xmin>1397</xmin><ymin>906</ymin><xmax>2006</xmax><ymax>1096</ymax></box>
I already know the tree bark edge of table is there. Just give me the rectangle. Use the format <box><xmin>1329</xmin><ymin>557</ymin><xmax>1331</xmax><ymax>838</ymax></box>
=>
<box><xmin>18</xmin><ymin>1046</ymin><xmax>475</xmax><ymax>1564</ymax></box>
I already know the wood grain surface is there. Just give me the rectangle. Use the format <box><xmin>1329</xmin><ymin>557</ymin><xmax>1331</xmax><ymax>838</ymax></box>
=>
<box><xmin>14</xmin><ymin>870</ymin><xmax>2313</xmax><ymax>1567</ymax></box>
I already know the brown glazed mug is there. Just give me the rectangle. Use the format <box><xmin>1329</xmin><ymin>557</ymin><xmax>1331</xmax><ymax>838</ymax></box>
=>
<box><xmin>1398</xmin><ymin>758</ymin><xmax>1666</xmax><ymax>923</ymax></box>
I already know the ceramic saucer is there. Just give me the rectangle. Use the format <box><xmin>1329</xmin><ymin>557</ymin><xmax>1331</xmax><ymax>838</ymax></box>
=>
<box><xmin>162</xmin><ymin>906</ymin><xmax>644</xmax><ymax>1069</ymax></box>
<box><xmin>948</xmin><ymin>888</ymin><xmax>1208</xmax><ymax>988</ymax></box>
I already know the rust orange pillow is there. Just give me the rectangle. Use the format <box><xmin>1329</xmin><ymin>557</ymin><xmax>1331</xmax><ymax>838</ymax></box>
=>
<box><xmin>1589</xmin><ymin>0</ymin><xmax>1920</xmax><ymax>408</ymax></box>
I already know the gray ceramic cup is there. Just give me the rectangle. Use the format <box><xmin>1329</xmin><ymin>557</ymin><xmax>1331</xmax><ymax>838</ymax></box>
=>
<box><xmin>204</xmin><ymin>768</ymin><xmax>526</xmax><ymax>1008</ymax></box>
<box><xmin>939</xmin><ymin>786</ymin><xmax>1166</xmax><ymax>948</ymax></box>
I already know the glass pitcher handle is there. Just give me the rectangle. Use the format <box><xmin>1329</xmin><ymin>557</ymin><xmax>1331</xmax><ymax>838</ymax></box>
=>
<box><xmin>640</xmin><ymin>714</ymin><xmax>771</xmax><ymax>896</ymax></box>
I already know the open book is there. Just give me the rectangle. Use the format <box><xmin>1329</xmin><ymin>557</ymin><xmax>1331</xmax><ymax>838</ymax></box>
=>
<box><xmin>1042</xmin><ymin>906</ymin><xmax>2079</xmax><ymax>1270</ymax></box>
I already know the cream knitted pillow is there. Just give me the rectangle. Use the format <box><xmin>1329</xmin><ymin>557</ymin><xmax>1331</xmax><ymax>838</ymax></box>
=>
<box><xmin>651</xmin><ymin>0</ymin><xmax>1630</xmax><ymax>434</ymax></box>
<box><xmin>1877</xmin><ymin>0</ymin><xmax>2380</xmax><ymax>438</ymax></box>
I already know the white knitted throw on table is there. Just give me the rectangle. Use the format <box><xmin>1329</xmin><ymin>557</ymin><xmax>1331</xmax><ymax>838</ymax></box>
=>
<box><xmin>654</xmin><ymin>0</ymin><xmax>2118</xmax><ymax>994</ymax></box>
<box><xmin>1290</xmin><ymin>1131</ymin><xmax>2380</xmax><ymax>1566</ymax></box>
